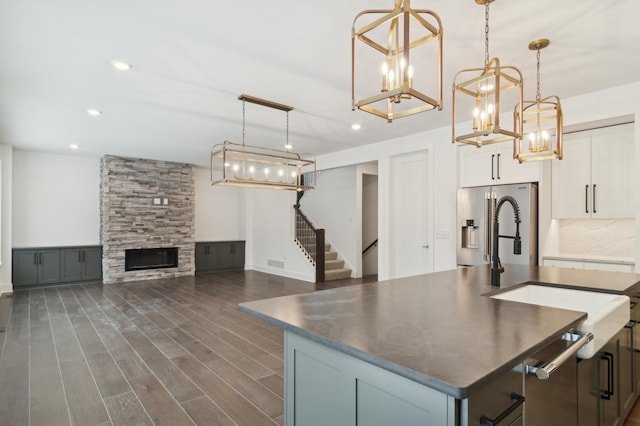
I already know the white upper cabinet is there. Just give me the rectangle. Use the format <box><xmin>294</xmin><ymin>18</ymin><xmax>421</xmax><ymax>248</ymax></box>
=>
<box><xmin>458</xmin><ymin>143</ymin><xmax>541</xmax><ymax>188</ymax></box>
<box><xmin>552</xmin><ymin>123</ymin><xmax>635</xmax><ymax>219</ymax></box>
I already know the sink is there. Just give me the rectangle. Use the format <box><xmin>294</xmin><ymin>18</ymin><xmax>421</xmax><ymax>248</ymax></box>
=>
<box><xmin>490</xmin><ymin>284</ymin><xmax>630</xmax><ymax>359</ymax></box>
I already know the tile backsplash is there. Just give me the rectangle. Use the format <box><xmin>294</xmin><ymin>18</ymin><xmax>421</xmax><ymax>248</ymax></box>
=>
<box><xmin>559</xmin><ymin>219</ymin><xmax>635</xmax><ymax>259</ymax></box>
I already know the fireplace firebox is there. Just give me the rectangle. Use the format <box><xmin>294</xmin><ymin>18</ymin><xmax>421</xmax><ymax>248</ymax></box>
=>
<box><xmin>125</xmin><ymin>248</ymin><xmax>178</xmax><ymax>271</ymax></box>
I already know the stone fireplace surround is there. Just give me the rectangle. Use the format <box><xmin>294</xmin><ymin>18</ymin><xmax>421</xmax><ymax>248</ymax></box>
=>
<box><xmin>100</xmin><ymin>155</ymin><xmax>195</xmax><ymax>283</ymax></box>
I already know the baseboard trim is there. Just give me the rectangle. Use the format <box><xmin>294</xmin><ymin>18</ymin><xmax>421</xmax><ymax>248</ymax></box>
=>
<box><xmin>0</xmin><ymin>283</ymin><xmax>14</xmax><ymax>296</ymax></box>
<box><xmin>248</xmin><ymin>265</ymin><xmax>315</xmax><ymax>283</ymax></box>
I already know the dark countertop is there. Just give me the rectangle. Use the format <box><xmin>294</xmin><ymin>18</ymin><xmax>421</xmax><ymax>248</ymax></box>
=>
<box><xmin>239</xmin><ymin>264</ymin><xmax>640</xmax><ymax>399</ymax></box>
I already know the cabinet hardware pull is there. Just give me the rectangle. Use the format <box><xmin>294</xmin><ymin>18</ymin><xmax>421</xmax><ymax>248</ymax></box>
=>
<box><xmin>585</xmin><ymin>185</ymin><xmax>589</xmax><ymax>213</ymax></box>
<box><xmin>480</xmin><ymin>392</ymin><xmax>525</xmax><ymax>426</ymax></box>
<box><xmin>491</xmin><ymin>155</ymin><xmax>495</xmax><ymax>180</ymax></box>
<box><xmin>78</xmin><ymin>251</ymin><xmax>82</xmax><ymax>263</ymax></box>
<box><xmin>592</xmin><ymin>184</ymin><xmax>597</xmax><ymax>214</ymax></box>
<box><xmin>39</xmin><ymin>253</ymin><xmax>42</xmax><ymax>264</ymax></box>
<box><xmin>496</xmin><ymin>153</ymin><xmax>501</xmax><ymax>180</ymax></box>
<box><xmin>34</xmin><ymin>253</ymin><xmax>38</xmax><ymax>265</ymax></box>
<box><xmin>600</xmin><ymin>351</ymin><xmax>614</xmax><ymax>400</ymax></box>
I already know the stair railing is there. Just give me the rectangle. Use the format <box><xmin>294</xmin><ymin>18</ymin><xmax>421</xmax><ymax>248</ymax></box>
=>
<box><xmin>363</xmin><ymin>238</ymin><xmax>378</xmax><ymax>255</ymax></box>
<box><xmin>293</xmin><ymin>205</ymin><xmax>325</xmax><ymax>282</ymax></box>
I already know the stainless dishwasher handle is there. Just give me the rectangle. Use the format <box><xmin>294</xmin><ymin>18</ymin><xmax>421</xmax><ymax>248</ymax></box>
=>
<box><xmin>534</xmin><ymin>332</ymin><xmax>594</xmax><ymax>380</ymax></box>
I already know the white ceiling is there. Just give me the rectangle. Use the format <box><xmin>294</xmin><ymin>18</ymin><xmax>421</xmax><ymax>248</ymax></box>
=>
<box><xmin>1</xmin><ymin>0</ymin><xmax>639</xmax><ymax>167</ymax></box>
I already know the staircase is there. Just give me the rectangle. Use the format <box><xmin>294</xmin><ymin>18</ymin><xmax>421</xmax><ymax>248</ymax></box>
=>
<box><xmin>324</xmin><ymin>243</ymin><xmax>352</xmax><ymax>281</ymax></box>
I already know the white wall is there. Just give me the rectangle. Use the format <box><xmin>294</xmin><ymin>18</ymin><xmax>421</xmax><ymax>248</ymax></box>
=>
<box><xmin>306</xmin><ymin>125</ymin><xmax>458</xmax><ymax>280</ymax></box>
<box><xmin>12</xmin><ymin>150</ymin><xmax>101</xmax><ymax>247</ymax></box>
<box><xmin>0</xmin><ymin>145</ymin><xmax>13</xmax><ymax>294</ymax></box>
<box><xmin>244</xmin><ymin>188</ymin><xmax>314</xmax><ymax>281</ymax></box>
<box><xmin>194</xmin><ymin>166</ymin><xmax>242</xmax><ymax>242</ymax></box>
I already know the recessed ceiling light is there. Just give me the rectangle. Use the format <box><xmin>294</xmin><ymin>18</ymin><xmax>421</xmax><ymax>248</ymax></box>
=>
<box><xmin>111</xmin><ymin>60</ymin><xmax>132</xmax><ymax>71</ymax></box>
<box><xmin>351</xmin><ymin>123</ymin><xmax>362</xmax><ymax>130</ymax></box>
<box><xmin>69</xmin><ymin>144</ymin><xmax>79</xmax><ymax>150</ymax></box>
<box><xmin>87</xmin><ymin>109</ymin><xmax>102</xmax><ymax>116</ymax></box>
<box><xmin>284</xmin><ymin>144</ymin><xmax>293</xmax><ymax>150</ymax></box>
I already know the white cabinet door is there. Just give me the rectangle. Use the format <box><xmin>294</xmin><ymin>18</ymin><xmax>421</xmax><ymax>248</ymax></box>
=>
<box><xmin>496</xmin><ymin>144</ymin><xmax>541</xmax><ymax>185</ymax></box>
<box><xmin>552</xmin><ymin>123</ymin><xmax>635</xmax><ymax>219</ymax></box>
<box><xmin>543</xmin><ymin>258</ymin><xmax>583</xmax><ymax>269</ymax></box>
<box><xmin>459</xmin><ymin>145</ymin><xmax>496</xmax><ymax>187</ymax></box>
<box><xmin>583</xmin><ymin>261</ymin><xmax>634</xmax><ymax>273</ymax></box>
<box><xmin>543</xmin><ymin>258</ymin><xmax>634</xmax><ymax>272</ymax></box>
<box><xmin>552</xmin><ymin>134</ymin><xmax>592</xmax><ymax>219</ymax></box>
<box><xmin>459</xmin><ymin>144</ymin><xmax>540</xmax><ymax>188</ymax></box>
<box><xmin>590</xmin><ymin>124</ymin><xmax>635</xmax><ymax>218</ymax></box>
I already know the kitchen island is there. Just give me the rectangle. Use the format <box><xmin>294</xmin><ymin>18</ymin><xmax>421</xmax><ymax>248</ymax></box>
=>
<box><xmin>239</xmin><ymin>265</ymin><xmax>640</xmax><ymax>425</ymax></box>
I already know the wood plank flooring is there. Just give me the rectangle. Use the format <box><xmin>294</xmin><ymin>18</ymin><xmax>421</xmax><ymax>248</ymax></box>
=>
<box><xmin>2</xmin><ymin>270</ymin><xmax>639</xmax><ymax>425</ymax></box>
<box><xmin>0</xmin><ymin>271</ymin><xmax>369</xmax><ymax>426</ymax></box>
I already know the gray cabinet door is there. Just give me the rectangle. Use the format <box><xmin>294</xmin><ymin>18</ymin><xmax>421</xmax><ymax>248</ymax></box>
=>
<box><xmin>233</xmin><ymin>242</ymin><xmax>245</xmax><ymax>269</ymax></box>
<box><xmin>82</xmin><ymin>247</ymin><xmax>102</xmax><ymax>281</ymax></box>
<box><xmin>61</xmin><ymin>247</ymin><xmax>102</xmax><ymax>282</ymax></box>
<box><xmin>219</xmin><ymin>243</ymin><xmax>234</xmax><ymax>269</ymax></box>
<box><xmin>38</xmin><ymin>250</ymin><xmax>61</xmax><ymax>284</ymax></box>
<box><xmin>195</xmin><ymin>243</ymin><xmax>209</xmax><ymax>271</ymax></box>
<box><xmin>13</xmin><ymin>250</ymin><xmax>39</xmax><ymax>286</ymax></box>
<box><xmin>61</xmin><ymin>249</ymin><xmax>83</xmax><ymax>282</ymax></box>
<box><xmin>620</xmin><ymin>325</ymin><xmax>635</xmax><ymax>419</ymax></box>
<box><xmin>577</xmin><ymin>356</ymin><xmax>599</xmax><ymax>426</ymax></box>
<box><xmin>600</xmin><ymin>339</ymin><xmax>620</xmax><ymax>426</ymax></box>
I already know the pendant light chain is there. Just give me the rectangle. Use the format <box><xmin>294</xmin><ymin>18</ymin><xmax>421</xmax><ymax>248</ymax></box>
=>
<box><xmin>536</xmin><ymin>49</ymin><xmax>542</xmax><ymax>101</ymax></box>
<box><xmin>286</xmin><ymin>110</ymin><xmax>289</xmax><ymax>150</ymax></box>
<box><xmin>484</xmin><ymin>2</ymin><xmax>490</xmax><ymax>67</ymax></box>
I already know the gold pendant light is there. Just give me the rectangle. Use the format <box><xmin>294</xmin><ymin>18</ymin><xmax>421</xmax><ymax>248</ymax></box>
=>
<box><xmin>514</xmin><ymin>39</ymin><xmax>563</xmax><ymax>162</ymax></box>
<box><xmin>352</xmin><ymin>0</ymin><xmax>443</xmax><ymax>122</ymax></box>
<box><xmin>452</xmin><ymin>0</ymin><xmax>523</xmax><ymax>147</ymax></box>
<box><xmin>211</xmin><ymin>94</ymin><xmax>316</xmax><ymax>191</ymax></box>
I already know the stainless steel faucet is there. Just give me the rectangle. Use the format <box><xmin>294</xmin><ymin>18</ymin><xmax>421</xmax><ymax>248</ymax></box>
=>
<box><xmin>491</xmin><ymin>196</ymin><xmax>522</xmax><ymax>286</ymax></box>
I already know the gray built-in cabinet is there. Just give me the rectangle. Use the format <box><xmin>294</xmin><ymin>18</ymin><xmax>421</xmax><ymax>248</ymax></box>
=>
<box><xmin>12</xmin><ymin>246</ymin><xmax>102</xmax><ymax>287</ymax></box>
<box><xmin>195</xmin><ymin>241</ymin><xmax>245</xmax><ymax>273</ymax></box>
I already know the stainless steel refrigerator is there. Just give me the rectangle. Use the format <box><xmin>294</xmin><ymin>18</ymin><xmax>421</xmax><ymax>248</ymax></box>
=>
<box><xmin>457</xmin><ymin>183</ymin><xmax>538</xmax><ymax>267</ymax></box>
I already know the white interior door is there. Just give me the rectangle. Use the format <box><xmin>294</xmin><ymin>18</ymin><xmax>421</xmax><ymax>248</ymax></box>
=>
<box><xmin>391</xmin><ymin>150</ymin><xmax>432</xmax><ymax>279</ymax></box>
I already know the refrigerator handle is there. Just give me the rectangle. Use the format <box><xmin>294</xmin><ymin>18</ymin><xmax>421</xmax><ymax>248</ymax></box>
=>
<box><xmin>485</xmin><ymin>194</ymin><xmax>495</xmax><ymax>262</ymax></box>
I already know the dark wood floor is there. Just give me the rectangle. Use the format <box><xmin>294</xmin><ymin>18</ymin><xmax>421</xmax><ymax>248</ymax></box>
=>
<box><xmin>0</xmin><ymin>271</ymin><xmax>372</xmax><ymax>426</ymax></box>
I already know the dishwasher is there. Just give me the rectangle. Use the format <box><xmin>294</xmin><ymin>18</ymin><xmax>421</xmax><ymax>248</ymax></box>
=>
<box><xmin>522</xmin><ymin>331</ymin><xmax>594</xmax><ymax>426</ymax></box>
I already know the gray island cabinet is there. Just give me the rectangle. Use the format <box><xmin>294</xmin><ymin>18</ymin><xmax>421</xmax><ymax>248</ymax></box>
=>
<box><xmin>240</xmin><ymin>265</ymin><xmax>640</xmax><ymax>426</ymax></box>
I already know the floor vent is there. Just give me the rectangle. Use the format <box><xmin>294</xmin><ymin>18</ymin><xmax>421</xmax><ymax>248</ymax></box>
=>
<box><xmin>267</xmin><ymin>259</ymin><xmax>285</xmax><ymax>269</ymax></box>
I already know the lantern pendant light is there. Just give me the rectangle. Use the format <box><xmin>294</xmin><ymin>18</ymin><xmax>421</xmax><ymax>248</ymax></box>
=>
<box><xmin>352</xmin><ymin>0</ymin><xmax>443</xmax><ymax>122</ymax></box>
<box><xmin>514</xmin><ymin>39</ymin><xmax>563</xmax><ymax>162</ymax></box>
<box><xmin>452</xmin><ymin>0</ymin><xmax>523</xmax><ymax>147</ymax></box>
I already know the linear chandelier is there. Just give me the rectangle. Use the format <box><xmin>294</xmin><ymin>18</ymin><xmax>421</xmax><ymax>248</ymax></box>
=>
<box><xmin>352</xmin><ymin>0</ymin><xmax>443</xmax><ymax>122</ymax></box>
<box><xmin>211</xmin><ymin>94</ymin><xmax>316</xmax><ymax>191</ymax></box>
<box><xmin>452</xmin><ymin>0</ymin><xmax>523</xmax><ymax>147</ymax></box>
<box><xmin>514</xmin><ymin>39</ymin><xmax>563</xmax><ymax>162</ymax></box>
